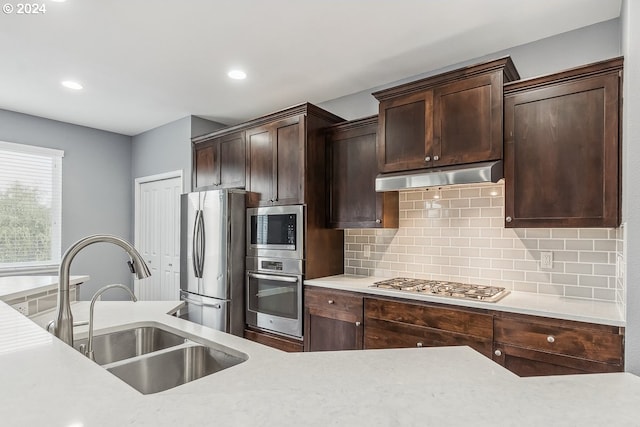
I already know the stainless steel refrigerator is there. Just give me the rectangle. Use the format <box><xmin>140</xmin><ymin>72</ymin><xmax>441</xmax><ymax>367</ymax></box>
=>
<box><xmin>178</xmin><ymin>189</ymin><xmax>245</xmax><ymax>337</ymax></box>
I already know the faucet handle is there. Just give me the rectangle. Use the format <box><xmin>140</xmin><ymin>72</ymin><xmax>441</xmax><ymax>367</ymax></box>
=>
<box><xmin>127</xmin><ymin>260</ymin><xmax>136</xmax><ymax>274</ymax></box>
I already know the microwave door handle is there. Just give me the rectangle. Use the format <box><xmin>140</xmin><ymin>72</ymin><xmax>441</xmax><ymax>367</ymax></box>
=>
<box><xmin>247</xmin><ymin>273</ymin><xmax>298</xmax><ymax>283</ymax></box>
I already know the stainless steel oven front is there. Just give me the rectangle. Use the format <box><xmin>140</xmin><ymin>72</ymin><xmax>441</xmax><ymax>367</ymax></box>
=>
<box><xmin>246</xmin><ymin>205</ymin><xmax>304</xmax><ymax>259</ymax></box>
<box><xmin>245</xmin><ymin>257</ymin><xmax>303</xmax><ymax>338</ymax></box>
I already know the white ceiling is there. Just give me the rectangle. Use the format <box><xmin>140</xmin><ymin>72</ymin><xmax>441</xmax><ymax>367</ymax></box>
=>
<box><xmin>0</xmin><ymin>0</ymin><xmax>622</xmax><ymax>136</ymax></box>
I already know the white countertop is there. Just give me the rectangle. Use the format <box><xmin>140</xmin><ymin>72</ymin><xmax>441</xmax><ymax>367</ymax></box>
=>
<box><xmin>304</xmin><ymin>275</ymin><xmax>625</xmax><ymax>327</ymax></box>
<box><xmin>1</xmin><ymin>300</ymin><xmax>639</xmax><ymax>426</ymax></box>
<box><xmin>0</xmin><ymin>275</ymin><xmax>90</xmax><ymax>301</ymax></box>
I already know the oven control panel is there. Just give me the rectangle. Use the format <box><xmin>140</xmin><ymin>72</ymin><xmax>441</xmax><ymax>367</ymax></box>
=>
<box><xmin>261</xmin><ymin>260</ymin><xmax>283</xmax><ymax>271</ymax></box>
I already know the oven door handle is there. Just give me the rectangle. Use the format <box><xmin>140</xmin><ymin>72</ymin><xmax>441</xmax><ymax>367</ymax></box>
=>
<box><xmin>247</xmin><ymin>272</ymin><xmax>299</xmax><ymax>283</ymax></box>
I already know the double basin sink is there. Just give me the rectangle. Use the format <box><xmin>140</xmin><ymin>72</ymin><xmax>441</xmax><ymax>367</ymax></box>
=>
<box><xmin>73</xmin><ymin>325</ymin><xmax>247</xmax><ymax>394</ymax></box>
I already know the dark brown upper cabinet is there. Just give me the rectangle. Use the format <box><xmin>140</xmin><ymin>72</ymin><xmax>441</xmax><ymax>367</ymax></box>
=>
<box><xmin>374</xmin><ymin>57</ymin><xmax>520</xmax><ymax>173</ymax></box>
<box><xmin>326</xmin><ymin>116</ymin><xmax>398</xmax><ymax>229</ymax></box>
<box><xmin>504</xmin><ymin>57</ymin><xmax>622</xmax><ymax>228</ymax></box>
<box><xmin>242</xmin><ymin>103</ymin><xmax>344</xmax><ymax>208</ymax></box>
<box><xmin>192</xmin><ymin>131</ymin><xmax>245</xmax><ymax>190</ymax></box>
<box><xmin>245</xmin><ymin>115</ymin><xmax>305</xmax><ymax>207</ymax></box>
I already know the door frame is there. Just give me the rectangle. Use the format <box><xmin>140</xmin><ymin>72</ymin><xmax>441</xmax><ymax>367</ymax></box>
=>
<box><xmin>133</xmin><ymin>170</ymin><xmax>184</xmax><ymax>297</ymax></box>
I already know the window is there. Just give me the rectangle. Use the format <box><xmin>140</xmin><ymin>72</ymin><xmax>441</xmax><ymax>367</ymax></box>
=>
<box><xmin>0</xmin><ymin>141</ymin><xmax>63</xmax><ymax>274</ymax></box>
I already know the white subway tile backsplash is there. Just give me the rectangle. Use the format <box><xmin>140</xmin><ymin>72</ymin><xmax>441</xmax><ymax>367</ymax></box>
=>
<box><xmin>344</xmin><ymin>184</ymin><xmax>622</xmax><ymax>302</ymax></box>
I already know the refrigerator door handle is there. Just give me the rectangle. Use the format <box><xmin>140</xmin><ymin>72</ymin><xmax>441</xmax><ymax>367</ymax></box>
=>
<box><xmin>198</xmin><ymin>208</ymin><xmax>206</xmax><ymax>277</ymax></box>
<box><xmin>182</xmin><ymin>294</ymin><xmax>203</xmax><ymax>307</ymax></box>
<box><xmin>192</xmin><ymin>209</ymin><xmax>202</xmax><ymax>278</ymax></box>
<box><xmin>182</xmin><ymin>294</ymin><xmax>222</xmax><ymax>310</ymax></box>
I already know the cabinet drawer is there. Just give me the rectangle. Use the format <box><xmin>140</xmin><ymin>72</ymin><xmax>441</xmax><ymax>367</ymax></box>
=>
<box><xmin>365</xmin><ymin>297</ymin><xmax>493</xmax><ymax>339</ymax></box>
<box><xmin>494</xmin><ymin>316</ymin><xmax>623</xmax><ymax>365</ymax></box>
<box><xmin>365</xmin><ymin>317</ymin><xmax>492</xmax><ymax>357</ymax></box>
<box><xmin>305</xmin><ymin>286</ymin><xmax>363</xmax><ymax>314</ymax></box>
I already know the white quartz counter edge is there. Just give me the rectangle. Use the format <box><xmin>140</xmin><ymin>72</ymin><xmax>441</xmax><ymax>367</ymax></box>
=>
<box><xmin>1</xmin><ymin>300</ymin><xmax>639</xmax><ymax>426</ymax></box>
<box><xmin>304</xmin><ymin>275</ymin><xmax>625</xmax><ymax>326</ymax></box>
<box><xmin>0</xmin><ymin>274</ymin><xmax>90</xmax><ymax>301</ymax></box>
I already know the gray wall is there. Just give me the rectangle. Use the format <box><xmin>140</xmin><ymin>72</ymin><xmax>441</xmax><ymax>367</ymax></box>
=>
<box><xmin>0</xmin><ymin>109</ymin><xmax>134</xmax><ymax>300</ymax></box>
<box><xmin>131</xmin><ymin>115</ymin><xmax>226</xmax><ymax>192</ymax></box>
<box><xmin>319</xmin><ymin>19</ymin><xmax>621</xmax><ymax>120</ymax></box>
<box><xmin>622</xmin><ymin>0</ymin><xmax>639</xmax><ymax>375</ymax></box>
<box><xmin>131</xmin><ymin>116</ymin><xmax>191</xmax><ymax>192</ymax></box>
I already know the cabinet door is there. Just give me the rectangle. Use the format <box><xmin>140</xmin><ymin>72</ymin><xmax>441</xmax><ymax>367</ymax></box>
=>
<box><xmin>504</xmin><ymin>72</ymin><xmax>620</xmax><ymax>227</ymax></box>
<box><xmin>492</xmin><ymin>344</ymin><xmax>623</xmax><ymax>377</ymax></box>
<box><xmin>218</xmin><ymin>131</ymin><xmax>246</xmax><ymax>188</ymax></box>
<box><xmin>433</xmin><ymin>72</ymin><xmax>502</xmax><ymax>167</ymax></box>
<box><xmin>377</xmin><ymin>91</ymin><xmax>433</xmax><ymax>172</ymax></box>
<box><xmin>304</xmin><ymin>287</ymin><xmax>363</xmax><ymax>351</ymax></box>
<box><xmin>328</xmin><ymin>119</ymin><xmax>398</xmax><ymax>228</ymax></box>
<box><xmin>363</xmin><ymin>297</ymin><xmax>493</xmax><ymax>357</ymax></box>
<box><xmin>273</xmin><ymin>115</ymin><xmax>304</xmax><ymax>206</ymax></box>
<box><xmin>193</xmin><ymin>140</ymin><xmax>219</xmax><ymax>189</ymax></box>
<box><xmin>245</xmin><ymin>125</ymin><xmax>274</xmax><ymax>206</ymax></box>
<box><xmin>245</xmin><ymin>116</ymin><xmax>304</xmax><ymax>207</ymax></box>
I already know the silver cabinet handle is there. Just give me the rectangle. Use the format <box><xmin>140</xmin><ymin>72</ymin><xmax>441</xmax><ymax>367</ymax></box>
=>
<box><xmin>433</xmin><ymin>155</ymin><xmax>439</xmax><ymax>161</ymax></box>
<box><xmin>328</xmin><ymin>300</ymin><xmax>335</xmax><ymax>304</ymax></box>
<box><xmin>424</xmin><ymin>156</ymin><xmax>431</xmax><ymax>162</ymax></box>
<box><xmin>505</xmin><ymin>216</ymin><xmax>512</xmax><ymax>223</ymax></box>
<box><xmin>355</xmin><ymin>321</ymin><xmax>361</xmax><ymax>326</ymax></box>
<box><xmin>547</xmin><ymin>335</ymin><xmax>555</xmax><ymax>343</ymax></box>
<box><xmin>416</xmin><ymin>342</ymin><xmax>423</xmax><ymax>348</ymax></box>
<box><xmin>375</xmin><ymin>219</ymin><xmax>381</xmax><ymax>223</ymax></box>
<box><xmin>494</xmin><ymin>349</ymin><xmax>502</xmax><ymax>357</ymax></box>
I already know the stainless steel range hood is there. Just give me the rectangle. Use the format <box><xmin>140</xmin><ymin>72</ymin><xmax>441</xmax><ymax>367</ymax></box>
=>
<box><xmin>375</xmin><ymin>161</ymin><xmax>503</xmax><ymax>192</ymax></box>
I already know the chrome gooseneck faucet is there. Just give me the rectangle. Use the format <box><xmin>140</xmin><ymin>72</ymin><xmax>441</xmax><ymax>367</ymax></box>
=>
<box><xmin>52</xmin><ymin>234</ymin><xmax>151</xmax><ymax>346</ymax></box>
<box><xmin>85</xmin><ymin>284</ymin><xmax>137</xmax><ymax>361</ymax></box>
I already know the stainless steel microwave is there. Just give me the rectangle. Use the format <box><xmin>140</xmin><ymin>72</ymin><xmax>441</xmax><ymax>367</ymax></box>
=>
<box><xmin>246</xmin><ymin>205</ymin><xmax>304</xmax><ymax>259</ymax></box>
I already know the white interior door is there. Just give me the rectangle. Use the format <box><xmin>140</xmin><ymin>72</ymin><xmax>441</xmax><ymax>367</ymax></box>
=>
<box><xmin>135</xmin><ymin>173</ymin><xmax>182</xmax><ymax>301</ymax></box>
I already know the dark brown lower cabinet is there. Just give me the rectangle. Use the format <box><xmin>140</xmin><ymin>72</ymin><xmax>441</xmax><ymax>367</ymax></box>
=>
<box><xmin>363</xmin><ymin>297</ymin><xmax>494</xmax><ymax>358</ymax></box>
<box><xmin>304</xmin><ymin>286</ymin><xmax>363</xmax><ymax>351</ymax></box>
<box><xmin>302</xmin><ymin>287</ymin><xmax>625</xmax><ymax>377</ymax></box>
<box><xmin>244</xmin><ymin>328</ymin><xmax>303</xmax><ymax>353</ymax></box>
<box><xmin>493</xmin><ymin>312</ymin><xmax>624</xmax><ymax>376</ymax></box>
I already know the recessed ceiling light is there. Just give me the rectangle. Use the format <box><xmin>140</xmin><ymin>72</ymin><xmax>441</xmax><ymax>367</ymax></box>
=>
<box><xmin>50</xmin><ymin>0</ymin><xmax>67</xmax><ymax>3</ymax></box>
<box><xmin>227</xmin><ymin>70</ymin><xmax>247</xmax><ymax>80</ymax></box>
<box><xmin>61</xmin><ymin>80</ymin><xmax>83</xmax><ymax>90</ymax></box>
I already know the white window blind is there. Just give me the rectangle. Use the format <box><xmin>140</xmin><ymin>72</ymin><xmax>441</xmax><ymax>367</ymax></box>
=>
<box><xmin>0</xmin><ymin>141</ymin><xmax>63</xmax><ymax>273</ymax></box>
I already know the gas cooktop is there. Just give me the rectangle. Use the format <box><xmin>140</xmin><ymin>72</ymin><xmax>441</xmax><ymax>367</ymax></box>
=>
<box><xmin>370</xmin><ymin>277</ymin><xmax>509</xmax><ymax>303</ymax></box>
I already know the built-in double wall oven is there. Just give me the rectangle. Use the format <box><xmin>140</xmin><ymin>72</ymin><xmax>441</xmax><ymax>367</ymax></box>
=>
<box><xmin>246</xmin><ymin>205</ymin><xmax>304</xmax><ymax>339</ymax></box>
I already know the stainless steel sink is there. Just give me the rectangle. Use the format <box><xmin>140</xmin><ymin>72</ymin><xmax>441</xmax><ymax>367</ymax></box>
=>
<box><xmin>74</xmin><ymin>326</ymin><xmax>186</xmax><ymax>365</ymax></box>
<box><xmin>106</xmin><ymin>344</ymin><xmax>247</xmax><ymax>394</ymax></box>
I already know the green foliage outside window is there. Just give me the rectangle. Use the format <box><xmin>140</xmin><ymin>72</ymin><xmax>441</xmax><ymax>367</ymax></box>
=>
<box><xmin>0</xmin><ymin>183</ymin><xmax>51</xmax><ymax>263</ymax></box>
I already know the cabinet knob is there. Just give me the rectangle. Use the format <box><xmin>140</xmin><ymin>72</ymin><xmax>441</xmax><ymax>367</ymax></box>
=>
<box><xmin>433</xmin><ymin>155</ymin><xmax>439</xmax><ymax>161</ymax></box>
<box><xmin>425</xmin><ymin>156</ymin><xmax>431</xmax><ymax>162</ymax></box>
<box><xmin>416</xmin><ymin>342</ymin><xmax>423</xmax><ymax>348</ymax></box>
<box><xmin>505</xmin><ymin>216</ymin><xmax>512</xmax><ymax>223</ymax></box>
<box><xmin>547</xmin><ymin>335</ymin><xmax>555</xmax><ymax>343</ymax></box>
<box><xmin>494</xmin><ymin>349</ymin><xmax>502</xmax><ymax>357</ymax></box>
<box><xmin>328</xmin><ymin>300</ymin><xmax>334</xmax><ymax>304</ymax></box>
<box><xmin>375</xmin><ymin>219</ymin><xmax>381</xmax><ymax>223</ymax></box>
<box><xmin>355</xmin><ymin>321</ymin><xmax>361</xmax><ymax>327</ymax></box>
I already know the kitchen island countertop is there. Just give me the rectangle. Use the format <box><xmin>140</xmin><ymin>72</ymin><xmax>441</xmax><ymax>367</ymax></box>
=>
<box><xmin>305</xmin><ymin>274</ymin><xmax>625</xmax><ymax>327</ymax></box>
<box><xmin>1</xmin><ymin>299</ymin><xmax>639</xmax><ymax>426</ymax></box>
<box><xmin>0</xmin><ymin>274</ymin><xmax>90</xmax><ymax>301</ymax></box>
